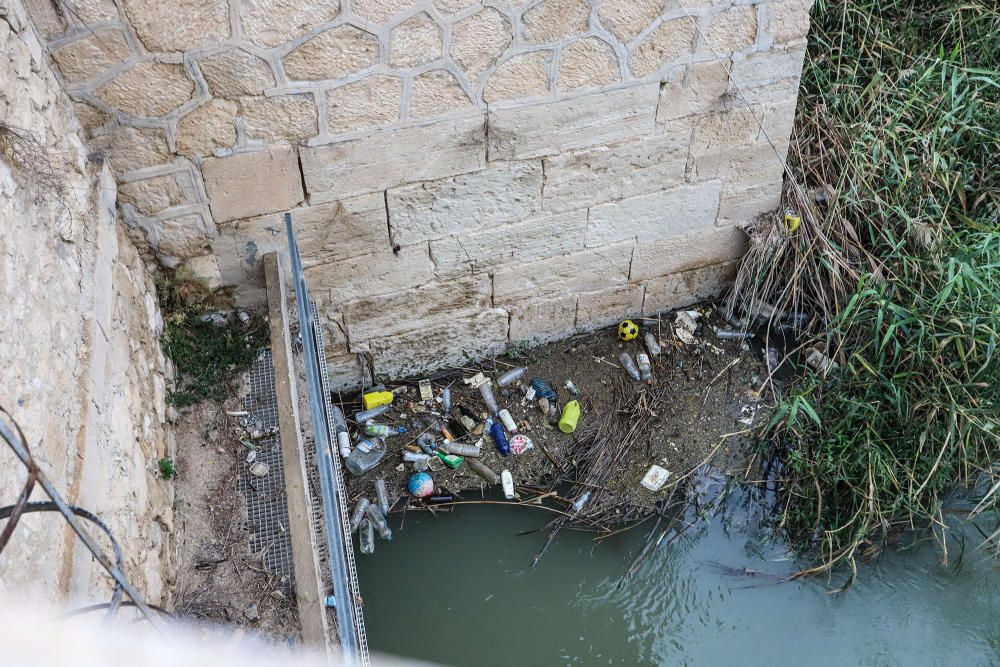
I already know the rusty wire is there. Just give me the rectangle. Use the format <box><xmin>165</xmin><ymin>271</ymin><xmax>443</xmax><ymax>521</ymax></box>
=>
<box><xmin>0</xmin><ymin>405</ymin><xmax>166</xmax><ymax>631</ymax></box>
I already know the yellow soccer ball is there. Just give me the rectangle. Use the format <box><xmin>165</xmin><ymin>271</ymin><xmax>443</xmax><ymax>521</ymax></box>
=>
<box><xmin>617</xmin><ymin>319</ymin><xmax>639</xmax><ymax>341</ymax></box>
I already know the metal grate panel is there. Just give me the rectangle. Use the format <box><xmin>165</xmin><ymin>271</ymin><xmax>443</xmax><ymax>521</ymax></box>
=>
<box><xmin>311</xmin><ymin>301</ymin><xmax>370</xmax><ymax>665</ymax></box>
<box><xmin>238</xmin><ymin>348</ymin><xmax>295</xmax><ymax>593</ymax></box>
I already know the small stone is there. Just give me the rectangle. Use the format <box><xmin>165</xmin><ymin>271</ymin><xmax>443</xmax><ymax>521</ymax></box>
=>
<box><xmin>244</xmin><ymin>604</ymin><xmax>260</xmax><ymax>621</ymax></box>
<box><xmin>537</xmin><ymin>397</ymin><xmax>549</xmax><ymax>414</ymax></box>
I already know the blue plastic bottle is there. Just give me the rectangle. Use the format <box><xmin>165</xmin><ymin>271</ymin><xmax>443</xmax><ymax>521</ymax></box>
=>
<box><xmin>490</xmin><ymin>421</ymin><xmax>510</xmax><ymax>457</ymax></box>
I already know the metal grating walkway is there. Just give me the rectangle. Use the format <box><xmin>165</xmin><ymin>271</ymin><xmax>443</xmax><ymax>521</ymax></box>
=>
<box><xmin>238</xmin><ymin>349</ymin><xmax>295</xmax><ymax>593</ymax></box>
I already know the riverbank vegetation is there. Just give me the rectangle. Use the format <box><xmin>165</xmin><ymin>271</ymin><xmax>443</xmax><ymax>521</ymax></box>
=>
<box><xmin>736</xmin><ymin>0</ymin><xmax>999</xmax><ymax>575</ymax></box>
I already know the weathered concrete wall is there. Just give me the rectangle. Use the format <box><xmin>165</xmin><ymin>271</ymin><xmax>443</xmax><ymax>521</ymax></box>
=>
<box><xmin>0</xmin><ymin>0</ymin><xmax>173</xmax><ymax>606</ymax></box>
<box><xmin>23</xmin><ymin>0</ymin><xmax>811</xmax><ymax>384</ymax></box>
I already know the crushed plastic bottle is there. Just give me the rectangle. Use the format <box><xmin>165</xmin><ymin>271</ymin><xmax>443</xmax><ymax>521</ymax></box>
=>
<box><xmin>530</xmin><ymin>378</ymin><xmax>557</xmax><ymax>401</ymax></box>
<box><xmin>467</xmin><ymin>458</ymin><xmax>500</xmax><ymax>484</ymax></box>
<box><xmin>498</xmin><ymin>409</ymin><xmax>518</xmax><ymax>434</ymax></box>
<box><xmin>643</xmin><ymin>332</ymin><xmax>661</xmax><ymax>357</ymax></box>
<box><xmin>501</xmin><ymin>470</ymin><xmax>515</xmax><ymax>499</ymax></box>
<box><xmin>619</xmin><ymin>352</ymin><xmax>641</xmax><ymax>381</ymax></box>
<box><xmin>359</xmin><ymin>519</ymin><xmax>375</xmax><ymax>555</ymax></box>
<box><xmin>571</xmin><ymin>490</ymin><xmax>591</xmax><ymax>513</ymax></box>
<box><xmin>375</xmin><ymin>478</ymin><xmax>391</xmax><ymax>516</ymax></box>
<box><xmin>355</xmin><ymin>404</ymin><xmax>391</xmax><ymax>423</ymax></box>
<box><xmin>479</xmin><ymin>382</ymin><xmax>499</xmax><ymax>415</ymax></box>
<box><xmin>349</xmin><ymin>496</ymin><xmax>370</xmax><ymax>533</ymax></box>
<box><xmin>440</xmin><ymin>441</ymin><xmax>480</xmax><ymax>457</ymax></box>
<box><xmin>402</xmin><ymin>451</ymin><xmax>431</xmax><ymax>471</ymax></box>
<box><xmin>496</xmin><ymin>366</ymin><xmax>526</xmax><ymax>387</ymax></box>
<box><xmin>636</xmin><ymin>352</ymin><xmax>653</xmax><ymax>384</ymax></box>
<box><xmin>344</xmin><ymin>437</ymin><xmax>387</xmax><ymax>476</ymax></box>
<box><xmin>365</xmin><ymin>504</ymin><xmax>392</xmax><ymax>541</ymax></box>
<box><xmin>490</xmin><ymin>421</ymin><xmax>510</xmax><ymax>457</ymax></box>
<box><xmin>364</xmin><ymin>422</ymin><xmax>406</xmax><ymax>438</ymax></box>
<box><xmin>563</xmin><ymin>379</ymin><xmax>581</xmax><ymax>399</ymax></box>
<box><xmin>441</xmin><ymin>387</ymin><xmax>452</xmax><ymax>413</ymax></box>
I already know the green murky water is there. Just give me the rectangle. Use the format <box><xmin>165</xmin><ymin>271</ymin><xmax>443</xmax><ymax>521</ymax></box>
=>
<box><xmin>356</xmin><ymin>491</ymin><xmax>999</xmax><ymax>666</ymax></box>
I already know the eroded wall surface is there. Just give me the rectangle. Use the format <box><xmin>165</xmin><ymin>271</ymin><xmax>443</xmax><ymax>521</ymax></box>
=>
<box><xmin>0</xmin><ymin>0</ymin><xmax>173</xmax><ymax>606</ymax></box>
<box><xmin>23</xmin><ymin>0</ymin><xmax>811</xmax><ymax>384</ymax></box>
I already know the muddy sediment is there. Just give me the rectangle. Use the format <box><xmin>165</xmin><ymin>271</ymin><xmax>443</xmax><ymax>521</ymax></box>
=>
<box><xmin>340</xmin><ymin>305</ymin><xmax>768</xmax><ymax>528</ymax></box>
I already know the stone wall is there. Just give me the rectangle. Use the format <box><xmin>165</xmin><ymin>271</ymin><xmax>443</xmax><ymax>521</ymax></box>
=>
<box><xmin>0</xmin><ymin>0</ymin><xmax>173</xmax><ymax>606</ymax></box>
<box><xmin>23</xmin><ymin>0</ymin><xmax>811</xmax><ymax>384</ymax></box>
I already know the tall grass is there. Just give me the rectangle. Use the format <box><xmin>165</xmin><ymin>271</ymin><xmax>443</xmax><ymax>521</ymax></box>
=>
<box><xmin>743</xmin><ymin>0</ymin><xmax>1000</xmax><ymax>573</ymax></box>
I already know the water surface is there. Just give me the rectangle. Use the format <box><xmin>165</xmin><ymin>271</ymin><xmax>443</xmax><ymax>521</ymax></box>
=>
<box><xmin>357</xmin><ymin>493</ymin><xmax>999</xmax><ymax>666</ymax></box>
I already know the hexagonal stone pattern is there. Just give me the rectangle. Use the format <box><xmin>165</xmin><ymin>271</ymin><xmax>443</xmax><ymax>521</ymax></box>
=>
<box><xmin>522</xmin><ymin>0</ymin><xmax>591</xmax><ymax>43</ymax></box>
<box><xmin>484</xmin><ymin>51</ymin><xmax>552</xmax><ymax>103</ymax></box>
<box><xmin>50</xmin><ymin>29</ymin><xmax>131</xmax><ymax>83</ymax></box>
<box><xmin>352</xmin><ymin>0</ymin><xmax>413</xmax><ymax>25</ymax></box>
<box><xmin>121</xmin><ymin>0</ymin><xmax>230</xmax><ymax>52</ymax></box>
<box><xmin>598</xmin><ymin>0</ymin><xmax>663</xmax><ymax>44</ymax></box>
<box><xmin>199</xmin><ymin>49</ymin><xmax>274</xmax><ymax>97</ymax></box>
<box><xmin>327</xmin><ymin>75</ymin><xmax>402</xmax><ymax>134</ymax></box>
<box><xmin>450</xmin><ymin>7</ymin><xmax>512</xmax><ymax>81</ymax></box>
<box><xmin>410</xmin><ymin>70</ymin><xmax>473</xmax><ymax>118</ymax></box>
<box><xmin>175</xmin><ymin>99</ymin><xmax>238</xmax><ymax>157</ymax></box>
<box><xmin>240</xmin><ymin>0</ymin><xmax>342</xmax><ymax>47</ymax></box>
<box><xmin>389</xmin><ymin>13</ymin><xmax>442</xmax><ymax>68</ymax></box>
<box><xmin>94</xmin><ymin>61</ymin><xmax>194</xmax><ymax>118</ymax></box>
<box><xmin>283</xmin><ymin>25</ymin><xmax>378</xmax><ymax>81</ymax></box>
<box><xmin>558</xmin><ymin>37</ymin><xmax>620</xmax><ymax>91</ymax></box>
<box><xmin>241</xmin><ymin>95</ymin><xmax>319</xmax><ymax>143</ymax></box>
<box><xmin>630</xmin><ymin>17</ymin><xmax>698</xmax><ymax>77</ymax></box>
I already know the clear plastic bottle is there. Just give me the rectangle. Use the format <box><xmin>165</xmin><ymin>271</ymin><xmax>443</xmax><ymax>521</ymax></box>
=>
<box><xmin>354</xmin><ymin>404</ymin><xmax>392</xmax><ymax>423</ymax></box>
<box><xmin>364</xmin><ymin>422</ymin><xmax>406</xmax><ymax>438</ymax></box>
<box><xmin>402</xmin><ymin>451</ymin><xmax>431</xmax><ymax>471</ymax></box>
<box><xmin>619</xmin><ymin>352</ymin><xmax>641</xmax><ymax>381</ymax></box>
<box><xmin>467</xmin><ymin>458</ymin><xmax>500</xmax><ymax>484</ymax></box>
<box><xmin>440</xmin><ymin>441</ymin><xmax>480</xmax><ymax>457</ymax></box>
<box><xmin>636</xmin><ymin>352</ymin><xmax>653</xmax><ymax>384</ymax></box>
<box><xmin>497</xmin><ymin>366</ymin><xmax>526</xmax><ymax>387</ymax></box>
<box><xmin>365</xmin><ymin>503</ymin><xmax>392</xmax><ymax>540</ymax></box>
<box><xmin>344</xmin><ymin>437</ymin><xmax>387</xmax><ymax>476</ymax></box>
<box><xmin>498</xmin><ymin>409</ymin><xmax>518</xmax><ymax>433</ymax></box>
<box><xmin>359</xmin><ymin>519</ymin><xmax>375</xmax><ymax>555</ymax></box>
<box><xmin>643</xmin><ymin>332</ymin><xmax>661</xmax><ymax>357</ymax></box>
<box><xmin>349</xmin><ymin>496</ymin><xmax>370</xmax><ymax>533</ymax></box>
<box><xmin>374</xmin><ymin>479</ymin><xmax>391</xmax><ymax>516</ymax></box>
<box><xmin>479</xmin><ymin>382</ymin><xmax>499</xmax><ymax>415</ymax></box>
<box><xmin>441</xmin><ymin>387</ymin><xmax>452</xmax><ymax>413</ymax></box>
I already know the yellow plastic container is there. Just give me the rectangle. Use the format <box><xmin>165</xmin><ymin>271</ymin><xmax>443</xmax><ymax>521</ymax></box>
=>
<box><xmin>558</xmin><ymin>400</ymin><xmax>580</xmax><ymax>434</ymax></box>
<box><xmin>362</xmin><ymin>391</ymin><xmax>394</xmax><ymax>410</ymax></box>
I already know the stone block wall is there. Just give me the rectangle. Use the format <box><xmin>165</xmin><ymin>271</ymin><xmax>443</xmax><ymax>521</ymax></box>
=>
<box><xmin>23</xmin><ymin>0</ymin><xmax>811</xmax><ymax>384</ymax></box>
<box><xmin>1</xmin><ymin>0</ymin><xmax>173</xmax><ymax>606</ymax></box>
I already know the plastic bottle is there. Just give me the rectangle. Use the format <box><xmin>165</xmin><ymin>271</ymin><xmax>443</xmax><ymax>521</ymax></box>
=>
<box><xmin>636</xmin><ymin>352</ymin><xmax>653</xmax><ymax>383</ymax></box>
<box><xmin>365</xmin><ymin>504</ymin><xmax>392</xmax><ymax>541</ymax></box>
<box><xmin>496</xmin><ymin>366</ymin><xmax>526</xmax><ymax>387</ymax></box>
<box><xmin>644</xmin><ymin>332</ymin><xmax>661</xmax><ymax>357</ymax></box>
<box><xmin>563</xmin><ymin>380</ymin><xmax>581</xmax><ymax>399</ymax></box>
<box><xmin>374</xmin><ymin>479</ymin><xmax>391</xmax><ymax>516</ymax></box>
<box><xmin>364</xmin><ymin>422</ymin><xmax>406</xmax><ymax>438</ymax></box>
<box><xmin>530</xmin><ymin>378</ymin><xmax>557</xmax><ymax>400</ymax></box>
<box><xmin>490</xmin><ymin>421</ymin><xmax>510</xmax><ymax>457</ymax></box>
<box><xmin>558</xmin><ymin>400</ymin><xmax>580</xmax><ymax>434</ymax></box>
<box><xmin>344</xmin><ymin>437</ymin><xmax>387</xmax><ymax>476</ymax></box>
<box><xmin>467</xmin><ymin>458</ymin><xmax>500</xmax><ymax>484</ymax></box>
<box><xmin>501</xmin><ymin>470</ymin><xmax>515</xmax><ymax>499</ymax></box>
<box><xmin>441</xmin><ymin>387</ymin><xmax>452</xmax><ymax>413</ymax></box>
<box><xmin>479</xmin><ymin>382</ymin><xmax>499</xmax><ymax>415</ymax></box>
<box><xmin>359</xmin><ymin>519</ymin><xmax>375</xmax><ymax>555</ymax></box>
<box><xmin>332</xmin><ymin>405</ymin><xmax>352</xmax><ymax>458</ymax></box>
<box><xmin>402</xmin><ymin>451</ymin><xmax>431</xmax><ymax>471</ymax></box>
<box><xmin>440</xmin><ymin>441</ymin><xmax>481</xmax><ymax>457</ymax></box>
<box><xmin>498</xmin><ymin>409</ymin><xmax>518</xmax><ymax>434</ymax></box>
<box><xmin>349</xmin><ymin>496</ymin><xmax>370</xmax><ymax>533</ymax></box>
<box><xmin>619</xmin><ymin>352</ymin><xmax>641</xmax><ymax>381</ymax></box>
<box><xmin>436</xmin><ymin>450</ymin><xmax>464</xmax><ymax>469</ymax></box>
<box><xmin>355</xmin><ymin>404</ymin><xmax>391</xmax><ymax>423</ymax></box>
